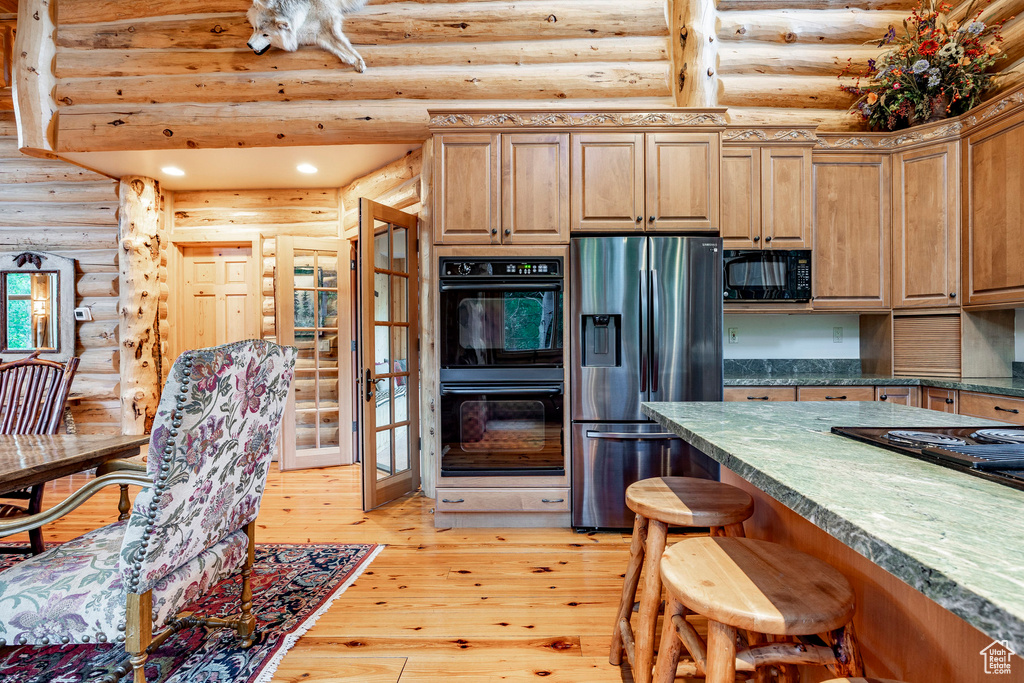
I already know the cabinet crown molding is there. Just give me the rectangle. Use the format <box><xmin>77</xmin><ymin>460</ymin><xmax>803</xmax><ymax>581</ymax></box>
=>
<box><xmin>723</xmin><ymin>128</ymin><xmax>818</xmax><ymax>144</ymax></box>
<box><xmin>428</xmin><ymin>109</ymin><xmax>727</xmax><ymax>130</ymax></box>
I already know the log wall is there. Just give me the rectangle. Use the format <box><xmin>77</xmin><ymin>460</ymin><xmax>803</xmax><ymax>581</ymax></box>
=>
<box><xmin>52</xmin><ymin>0</ymin><xmax>673</xmax><ymax>152</ymax></box>
<box><xmin>0</xmin><ymin>111</ymin><xmax>122</xmax><ymax>434</ymax></box>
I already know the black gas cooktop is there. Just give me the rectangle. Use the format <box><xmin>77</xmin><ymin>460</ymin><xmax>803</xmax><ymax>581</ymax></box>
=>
<box><xmin>831</xmin><ymin>426</ymin><xmax>1024</xmax><ymax>491</ymax></box>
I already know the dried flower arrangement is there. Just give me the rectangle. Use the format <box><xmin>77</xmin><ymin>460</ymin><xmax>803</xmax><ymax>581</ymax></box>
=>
<box><xmin>840</xmin><ymin>0</ymin><xmax>1009</xmax><ymax>130</ymax></box>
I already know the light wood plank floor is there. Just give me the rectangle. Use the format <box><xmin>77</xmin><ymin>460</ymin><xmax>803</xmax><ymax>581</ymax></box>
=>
<box><xmin>31</xmin><ymin>465</ymin><xmax>699</xmax><ymax>682</ymax></box>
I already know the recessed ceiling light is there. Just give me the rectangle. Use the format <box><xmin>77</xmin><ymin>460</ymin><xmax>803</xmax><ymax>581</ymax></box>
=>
<box><xmin>297</xmin><ymin>163</ymin><xmax>318</xmax><ymax>174</ymax></box>
<box><xmin>161</xmin><ymin>166</ymin><xmax>186</xmax><ymax>177</ymax></box>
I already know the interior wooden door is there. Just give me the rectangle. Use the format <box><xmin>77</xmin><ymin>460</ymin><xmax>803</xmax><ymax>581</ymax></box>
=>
<box><xmin>276</xmin><ymin>236</ymin><xmax>350</xmax><ymax>471</ymax></box>
<box><xmin>180</xmin><ymin>245</ymin><xmax>259</xmax><ymax>350</ymax></box>
<box><xmin>359</xmin><ymin>199</ymin><xmax>419</xmax><ymax>511</ymax></box>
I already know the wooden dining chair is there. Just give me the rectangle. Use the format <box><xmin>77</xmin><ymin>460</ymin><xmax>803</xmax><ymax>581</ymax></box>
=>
<box><xmin>0</xmin><ymin>351</ymin><xmax>80</xmax><ymax>554</ymax></box>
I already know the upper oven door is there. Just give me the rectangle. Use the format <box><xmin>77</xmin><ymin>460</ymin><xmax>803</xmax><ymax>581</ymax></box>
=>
<box><xmin>439</xmin><ymin>279</ymin><xmax>564</xmax><ymax>370</ymax></box>
<box><xmin>723</xmin><ymin>250</ymin><xmax>810</xmax><ymax>301</ymax></box>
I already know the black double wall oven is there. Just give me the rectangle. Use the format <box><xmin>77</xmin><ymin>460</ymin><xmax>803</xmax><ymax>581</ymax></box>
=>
<box><xmin>438</xmin><ymin>257</ymin><xmax>564</xmax><ymax>477</ymax></box>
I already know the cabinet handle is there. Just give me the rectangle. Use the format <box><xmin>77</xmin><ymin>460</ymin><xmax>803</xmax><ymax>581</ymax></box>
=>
<box><xmin>949</xmin><ymin>292</ymin><xmax>957</xmax><ymax>299</ymax></box>
<box><xmin>945</xmin><ymin>398</ymin><xmax>954</xmax><ymax>404</ymax></box>
<box><xmin>879</xmin><ymin>394</ymin><xmax>888</xmax><ymax>400</ymax></box>
<box><xmin>636</xmin><ymin>216</ymin><xmax>642</xmax><ymax>224</ymax></box>
<box><xmin>765</xmin><ymin>236</ymin><xmax>773</xmax><ymax>243</ymax></box>
<box><xmin>825</xmin><ymin>395</ymin><xmax>847</xmax><ymax>400</ymax></box>
<box><xmin>541</xmin><ymin>498</ymin><xmax>565</xmax><ymax>504</ymax></box>
<box><xmin>442</xmin><ymin>498</ymin><xmax>465</xmax><ymax>504</ymax></box>
<box><xmin>747</xmin><ymin>396</ymin><xmax>770</xmax><ymax>401</ymax></box>
<box><xmin>753</xmin><ymin>236</ymin><xmax>760</xmax><ymax>242</ymax></box>
<box><xmin>995</xmin><ymin>406</ymin><xmax>1020</xmax><ymax>414</ymax></box>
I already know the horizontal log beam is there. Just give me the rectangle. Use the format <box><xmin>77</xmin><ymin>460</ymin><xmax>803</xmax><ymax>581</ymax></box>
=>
<box><xmin>59</xmin><ymin>0</ymin><xmax>517</xmax><ymax>24</ymax></box>
<box><xmin>172</xmin><ymin>188</ymin><xmax>339</xmax><ymax>210</ymax></box>
<box><xmin>717</xmin><ymin>9</ymin><xmax>906</xmax><ymax>43</ymax></box>
<box><xmin>719</xmin><ymin>75</ymin><xmax>858</xmax><ymax>108</ymax></box>
<box><xmin>172</xmin><ymin>206</ymin><xmax>340</xmax><ymax>228</ymax></box>
<box><xmin>726</xmin><ymin>105</ymin><xmax>863</xmax><ymax>130</ymax></box>
<box><xmin>0</xmin><ymin>201</ymin><xmax>118</xmax><ymax>227</ymax></box>
<box><xmin>1000</xmin><ymin>13</ymin><xmax>1024</xmax><ymax>65</ymax></box>
<box><xmin>0</xmin><ymin>157</ymin><xmax>110</xmax><ymax>182</ymax></box>
<box><xmin>0</xmin><ymin>180</ymin><xmax>119</xmax><ymax>201</ymax></box>
<box><xmin>718</xmin><ymin>43</ymin><xmax>883</xmax><ymax>75</ymax></box>
<box><xmin>718</xmin><ymin>0</ymin><xmax>915</xmax><ymax>8</ymax></box>
<box><xmin>55</xmin><ymin>97</ymin><xmax>674</xmax><ymax>152</ymax></box>
<box><xmin>55</xmin><ymin>37</ymin><xmax>669</xmax><ymax>78</ymax></box>
<box><xmin>0</xmin><ymin>228</ymin><xmax>120</xmax><ymax>248</ymax></box>
<box><xmin>56</xmin><ymin>63</ymin><xmax>671</xmax><ymax>106</ymax></box>
<box><xmin>57</xmin><ymin>1</ymin><xmax>668</xmax><ymax>50</ymax></box>
<box><xmin>340</xmin><ymin>148</ymin><xmax>421</xmax><ymax>207</ymax></box>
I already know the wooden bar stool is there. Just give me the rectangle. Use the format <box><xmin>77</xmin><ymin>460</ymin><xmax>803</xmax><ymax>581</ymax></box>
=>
<box><xmin>610</xmin><ymin>477</ymin><xmax>754</xmax><ymax>683</ymax></box>
<box><xmin>653</xmin><ymin>536</ymin><xmax>864</xmax><ymax>683</ymax></box>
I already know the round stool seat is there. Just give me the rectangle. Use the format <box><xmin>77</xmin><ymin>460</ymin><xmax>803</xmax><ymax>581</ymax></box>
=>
<box><xmin>661</xmin><ymin>537</ymin><xmax>856</xmax><ymax>636</ymax></box>
<box><xmin>625</xmin><ymin>477</ymin><xmax>753</xmax><ymax>528</ymax></box>
<box><xmin>822</xmin><ymin>679</ymin><xmax>908</xmax><ymax>683</ymax></box>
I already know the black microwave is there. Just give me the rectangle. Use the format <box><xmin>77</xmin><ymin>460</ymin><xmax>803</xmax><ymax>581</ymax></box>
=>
<box><xmin>723</xmin><ymin>250</ymin><xmax>811</xmax><ymax>301</ymax></box>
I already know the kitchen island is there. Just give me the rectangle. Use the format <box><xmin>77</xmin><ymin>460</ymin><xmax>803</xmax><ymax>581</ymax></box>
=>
<box><xmin>642</xmin><ymin>401</ymin><xmax>1024</xmax><ymax>682</ymax></box>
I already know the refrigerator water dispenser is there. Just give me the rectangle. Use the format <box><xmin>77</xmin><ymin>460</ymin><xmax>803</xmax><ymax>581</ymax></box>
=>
<box><xmin>581</xmin><ymin>314</ymin><xmax>620</xmax><ymax>367</ymax></box>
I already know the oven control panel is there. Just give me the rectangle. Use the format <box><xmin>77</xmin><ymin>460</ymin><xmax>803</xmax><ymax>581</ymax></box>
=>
<box><xmin>441</xmin><ymin>258</ymin><xmax>561</xmax><ymax>277</ymax></box>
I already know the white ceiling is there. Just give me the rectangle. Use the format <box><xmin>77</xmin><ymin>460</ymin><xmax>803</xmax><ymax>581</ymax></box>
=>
<box><xmin>61</xmin><ymin>143</ymin><xmax>421</xmax><ymax>191</ymax></box>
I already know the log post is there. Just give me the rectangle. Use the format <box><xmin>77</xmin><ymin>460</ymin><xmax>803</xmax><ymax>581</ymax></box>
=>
<box><xmin>118</xmin><ymin>176</ymin><xmax>163</xmax><ymax>435</ymax></box>
<box><xmin>675</xmin><ymin>0</ymin><xmax>718</xmax><ymax>106</ymax></box>
<box><xmin>12</xmin><ymin>0</ymin><xmax>57</xmax><ymax>156</ymax></box>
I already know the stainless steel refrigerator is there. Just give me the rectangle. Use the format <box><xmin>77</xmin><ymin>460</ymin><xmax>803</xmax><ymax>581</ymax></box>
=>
<box><xmin>570</xmin><ymin>236</ymin><xmax>723</xmax><ymax>528</ymax></box>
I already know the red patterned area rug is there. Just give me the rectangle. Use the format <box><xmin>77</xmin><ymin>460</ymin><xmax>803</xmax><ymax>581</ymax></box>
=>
<box><xmin>0</xmin><ymin>543</ymin><xmax>381</xmax><ymax>683</ymax></box>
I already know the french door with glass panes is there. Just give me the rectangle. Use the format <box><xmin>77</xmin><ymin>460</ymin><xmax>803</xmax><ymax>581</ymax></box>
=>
<box><xmin>276</xmin><ymin>237</ymin><xmax>351</xmax><ymax>471</ymax></box>
<box><xmin>358</xmin><ymin>199</ymin><xmax>419</xmax><ymax>510</ymax></box>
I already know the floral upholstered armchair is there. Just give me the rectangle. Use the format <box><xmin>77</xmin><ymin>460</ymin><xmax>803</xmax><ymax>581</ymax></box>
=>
<box><xmin>0</xmin><ymin>339</ymin><xmax>296</xmax><ymax>683</ymax></box>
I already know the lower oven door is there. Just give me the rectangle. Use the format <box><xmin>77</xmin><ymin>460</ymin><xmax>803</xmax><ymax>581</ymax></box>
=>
<box><xmin>572</xmin><ymin>422</ymin><xmax>719</xmax><ymax>529</ymax></box>
<box><xmin>440</xmin><ymin>383</ymin><xmax>564</xmax><ymax>477</ymax></box>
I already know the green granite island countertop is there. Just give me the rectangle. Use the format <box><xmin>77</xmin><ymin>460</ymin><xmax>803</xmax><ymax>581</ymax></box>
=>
<box><xmin>640</xmin><ymin>401</ymin><xmax>1024</xmax><ymax>653</ymax></box>
<box><xmin>723</xmin><ymin>374</ymin><xmax>1024</xmax><ymax>398</ymax></box>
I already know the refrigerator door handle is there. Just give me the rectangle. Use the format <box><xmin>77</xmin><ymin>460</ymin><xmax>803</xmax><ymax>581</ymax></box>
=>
<box><xmin>651</xmin><ymin>268</ymin><xmax>660</xmax><ymax>393</ymax></box>
<box><xmin>585</xmin><ymin>431</ymin><xmax>678</xmax><ymax>440</ymax></box>
<box><xmin>639</xmin><ymin>268</ymin><xmax>648</xmax><ymax>392</ymax></box>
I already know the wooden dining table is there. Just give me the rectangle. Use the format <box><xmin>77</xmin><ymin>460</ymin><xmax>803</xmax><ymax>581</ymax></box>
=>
<box><xmin>0</xmin><ymin>434</ymin><xmax>149</xmax><ymax>497</ymax></box>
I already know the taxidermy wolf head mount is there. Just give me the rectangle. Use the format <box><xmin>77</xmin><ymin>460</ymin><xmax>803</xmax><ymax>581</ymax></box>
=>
<box><xmin>247</xmin><ymin>0</ymin><xmax>370</xmax><ymax>72</ymax></box>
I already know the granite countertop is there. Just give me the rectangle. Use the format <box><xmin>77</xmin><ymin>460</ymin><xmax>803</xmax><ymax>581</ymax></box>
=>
<box><xmin>640</xmin><ymin>400</ymin><xmax>1024</xmax><ymax>652</ymax></box>
<box><xmin>724</xmin><ymin>374</ymin><xmax>1024</xmax><ymax>398</ymax></box>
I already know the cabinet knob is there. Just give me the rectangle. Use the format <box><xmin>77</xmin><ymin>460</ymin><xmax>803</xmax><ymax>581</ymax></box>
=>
<box><xmin>765</xmin><ymin>236</ymin><xmax>773</xmax><ymax>243</ymax></box>
<box><xmin>636</xmin><ymin>216</ymin><xmax>642</xmax><ymax>224</ymax></box>
<box><xmin>648</xmin><ymin>215</ymin><xmax>655</xmax><ymax>223</ymax></box>
<box><xmin>753</xmin><ymin>236</ymin><xmax>760</xmax><ymax>242</ymax></box>
<box><xmin>490</xmin><ymin>228</ymin><xmax>498</xmax><ymax>235</ymax></box>
<box><xmin>504</xmin><ymin>228</ymin><xmax>511</xmax><ymax>236</ymax></box>
<box><xmin>949</xmin><ymin>292</ymin><xmax>957</xmax><ymax>299</ymax></box>
<box><xmin>879</xmin><ymin>394</ymin><xmax>888</xmax><ymax>400</ymax></box>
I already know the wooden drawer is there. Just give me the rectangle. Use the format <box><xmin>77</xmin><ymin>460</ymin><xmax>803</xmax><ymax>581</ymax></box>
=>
<box><xmin>724</xmin><ymin>387</ymin><xmax>797</xmax><ymax>402</ymax></box>
<box><xmin>435</xmin><ymin>488</ymin><xmax>570</xmax><ymax>513</ymax></box>
<box><xmin>958</xmin><ymin>392</ymin><xmax>1024</xmax><ymax>425</ymax></box>
<box><xmin>875</xmin><ymin>386</ymin><xmax>919</xmax><ymax>407</ymax></box>
<box><xmin>923</xmin><ymin>387</ymin><xmax>957</xmax><ymax>413</ymax></box>
<box><xmin>797</xmin><ymin>386</ymin><xmax>875</xmax><ymax>402</ymax></box>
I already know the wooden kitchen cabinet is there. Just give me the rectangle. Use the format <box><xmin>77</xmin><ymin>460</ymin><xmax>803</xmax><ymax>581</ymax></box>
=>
<box><xmin>892</xmin><ymin>141</ymin><xmax>960</xmax><ymax>309</ymax></box>
<box><xmin>724</xmin><ymin>386</ymin><xmax>797</xmax><ymax>402</ymax></box>
<box><xmin>923</xmin><ymin>387</ymin><xmax>958</xmax><ymax>413</ymax></box>
<box><xmin>963</xmin><ymin>109</ymin><xmax>1024</xmax><ymax>306</ymax></box>
<box><xmin>811</xmin><ymin>154</ymin><xmax>891</xmax><ymax>310</ymax></box>
<box><xmin>435</xmin><ymin>488</ymin><xmax>571</xmax><ymax>513</ymax></box>
<box><xmin>434</xmin><ymin>133</ymin><xmax>500</xmax><ymax>244</ymax></box>
<box><xmin>571</xmin><ymin>132</ymin><xmax>720</xmax><ymax>232</ymax></box>
<box><xmin>875</xmin><ymin>385</ymin><xmax>919</xmax><ymax>406</ymax></box>
<box><xmin>958</xmin><ymin>391</ymin><xmax>1024</xmax><ymax>425</ymax></box>
<box><xmin>501</xmin><ymin>133</ymin><xmax>569</xmax><ymax>244</ymax></box>
<box><xmin>797</xmin><ymin>386</ymin><xmax>875</xmax><ymax>401</ymax></box>
<box><xmin>722</xmin><ymin>146</ymin><xmax>812</xmax><ymax>250</ymax></box>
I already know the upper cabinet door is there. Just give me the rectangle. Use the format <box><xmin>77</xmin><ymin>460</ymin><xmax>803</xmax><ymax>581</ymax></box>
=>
<box><xmin>811</xmin><ymin>153</ymin><xmax>891</xmax><ymax>310</ymax></box>
<box><xmin>570</xmin><ymin>133</ymin><xmax>644</xmax><ymax>232</ymax></box>
<box><xmin>963</xmin><ymin>111</ymin><xmax>1024</xmax><ymax>306</ymax></box>
<box><xmin>892</xmin><ymin>141</ymin><xmax>959</xmax><ymax>309</ymax></box>
<box><xmin>721</xmin><ymin>147</ymin><xmax>761</xmax><ymax>249</ymax></box>
<box><xmin>761</xmin><ymin>147</ymin><xmax>811</xmax><ymax>249</ymax></box>
<box><xmin>645</xmin><ymin>132</ymin><xmax>720</xmax><ymax>231</ymax></box>
<box><xmin>501</xmin><ymin>133</ymin><xmax>570</xmax><ymax>244</ymax></box>
<box><xmin>434</xmin><ymin>133</ymin><xmax>500</xmax><ymax>244</ymax></box>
